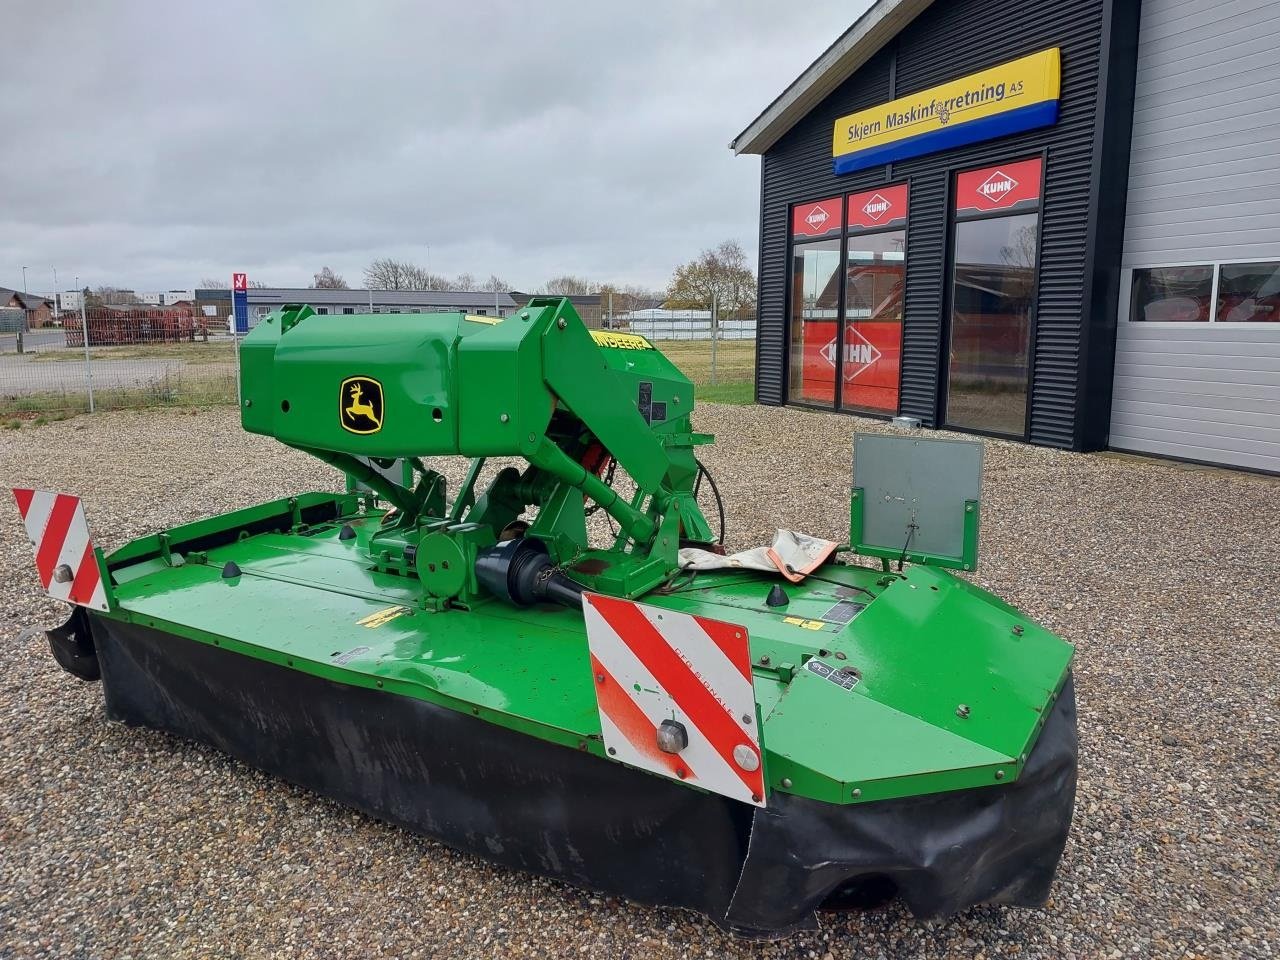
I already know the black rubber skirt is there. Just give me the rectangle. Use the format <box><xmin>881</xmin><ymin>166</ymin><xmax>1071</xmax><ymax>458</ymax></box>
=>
<box><xmin>84</xmin><ymin>615</ymin><xmax>1077</xmax><ymax>937</ymax></box>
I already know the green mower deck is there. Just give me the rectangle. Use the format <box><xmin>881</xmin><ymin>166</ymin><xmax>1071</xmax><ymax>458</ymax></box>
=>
<box><xmin>20</xmin><ymin>298</ymin><xmax>1077</xmax><ymax>936</ymax></box>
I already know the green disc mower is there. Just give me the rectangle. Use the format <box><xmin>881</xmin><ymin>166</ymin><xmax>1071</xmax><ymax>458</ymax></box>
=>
<box><xmin>15</xmin><ymin>297</ymin><xmax>1075</xmax><ymax>936</ymax></box>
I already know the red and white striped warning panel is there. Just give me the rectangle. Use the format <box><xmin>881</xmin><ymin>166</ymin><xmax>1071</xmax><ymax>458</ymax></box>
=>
<box><xmin>11</xmin><ymin>489</ymin><xmax>109</xmax><ymax>611</ymax></box>
<box><xmin>583</xmin><ymin>594</ymin><xmax>765</xmax><ymax>807</ymax></box>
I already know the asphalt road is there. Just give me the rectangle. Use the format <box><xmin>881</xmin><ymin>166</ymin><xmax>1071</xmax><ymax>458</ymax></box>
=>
<box><xmin>0</xmin><ymin>352</ymin><xmax>186</xmax><ymax>397</ymax></box>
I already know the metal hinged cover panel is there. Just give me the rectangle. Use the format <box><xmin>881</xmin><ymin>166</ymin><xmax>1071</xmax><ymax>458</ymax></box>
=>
<box><xmin>852</xmin><ymin>433</ymin><xmax>982</xmax><ymax>567</ymax></box>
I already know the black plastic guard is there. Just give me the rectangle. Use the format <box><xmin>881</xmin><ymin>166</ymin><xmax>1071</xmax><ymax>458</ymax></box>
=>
<box><xmin>723</xmin><ymin>675</ymin><xmax>1077</xmax><ymax>934</ymax></box>
<box><xmin>88</xmin><ymin>615</ymin><xmax>1076</xmax><ymax>937</ymax></box>
<box><xmin>47</xmin><ymin>606</ymin><xmax>101</xmax><ymax>681</ymax></box>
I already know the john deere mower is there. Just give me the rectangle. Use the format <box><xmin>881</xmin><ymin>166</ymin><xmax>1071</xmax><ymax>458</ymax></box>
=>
<box><xmin>14</xmin><ymin>298</ymin><xmax>1075</xmax><ymax>936</ymax></box>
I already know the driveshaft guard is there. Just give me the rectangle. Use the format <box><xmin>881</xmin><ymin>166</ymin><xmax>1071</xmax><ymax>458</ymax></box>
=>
<box><xmin>89</xmin><ymin>615</ymin><xmax>1076</xmax><ymax>937</ymax></box>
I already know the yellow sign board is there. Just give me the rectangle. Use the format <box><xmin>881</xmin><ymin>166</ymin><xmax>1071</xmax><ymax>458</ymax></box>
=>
<box><xmin>832</xmin><ymin>48</ymin><xmax>1061</xmax><ymax>175</ymax></box>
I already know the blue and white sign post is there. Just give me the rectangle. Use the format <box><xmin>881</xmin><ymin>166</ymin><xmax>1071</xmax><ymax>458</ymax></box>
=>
<box><xmin>232</xmin><ymin>272</ymin><xmax>249</xmax><ymax>405</ymax></box>
<box><xmin>232</xmin><ymin>272</ymin><xmax>249</xmax><ymax>334</ymax></box>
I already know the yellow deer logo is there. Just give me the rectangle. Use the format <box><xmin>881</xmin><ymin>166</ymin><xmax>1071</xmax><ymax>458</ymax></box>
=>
<box><xmin>340</xmin><ymin>377</ymin><xmax>384</xmax><ymax>434</ymax></box>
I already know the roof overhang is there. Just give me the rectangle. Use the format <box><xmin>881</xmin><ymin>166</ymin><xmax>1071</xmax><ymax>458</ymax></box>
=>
<box><xmin>730</xmin><ymin>0</ymin><xmax>935</xmax><ymax>156</ymax></box>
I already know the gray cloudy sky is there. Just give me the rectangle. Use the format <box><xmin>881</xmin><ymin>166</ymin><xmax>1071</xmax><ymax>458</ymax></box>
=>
<box><xmin>1</xmin><ymin>1</ymin><xmax>866</xmax><ymax>294</ymax></box>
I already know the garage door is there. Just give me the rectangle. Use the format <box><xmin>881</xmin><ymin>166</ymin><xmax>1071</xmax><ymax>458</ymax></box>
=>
<box><xmin>1112</xmin><ymin>0</ymin><xmax>1280</xmax><ymax>472</ymax></box>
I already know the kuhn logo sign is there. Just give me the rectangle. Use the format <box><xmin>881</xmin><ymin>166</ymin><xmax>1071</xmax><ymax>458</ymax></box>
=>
<box><xmin>820</xmin><ymin>327</ymin><xmax>882</xmax><ymax>382</ymax></box>
<box><xmin>804</xmin><ymin>205</ymin><xmax>830</xmax><ymax>231</ymax></box>
<box><xmin>862</xmin><ymin>194</ymin><xmax>890</xmax><ymax>221</ymax></box>
<box><xmin>977</xmin><ymin>170</ymin><xmax>1018</xmax><ymax>205</ymax></box>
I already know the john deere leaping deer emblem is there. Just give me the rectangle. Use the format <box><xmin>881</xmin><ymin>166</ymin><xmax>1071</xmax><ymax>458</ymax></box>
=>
<box><xmin>340</xmin><ymin>376</ymin><xmax>384</xmax><ymax>434</ymax></box>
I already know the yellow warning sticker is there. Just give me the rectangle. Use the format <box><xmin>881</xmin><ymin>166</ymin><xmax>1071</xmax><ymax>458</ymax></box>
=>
<box><xmin>782</xmin><ymin>616</ymin><xmax>826</xmax><ymax>631</ymax></box>
<box><xmin>357</xmin><ymin>605</ymin><xmax>410</xmax><ymax>628</ymax></box>
<box><xmin>590</xmin><ymin>329</ymin><xmax>654</xmax><ymax>351</ymax></box>
<box><xmin>464</xmin><ymin>314</ymin><xmax>501</xmax><ymax>325</ymax></box>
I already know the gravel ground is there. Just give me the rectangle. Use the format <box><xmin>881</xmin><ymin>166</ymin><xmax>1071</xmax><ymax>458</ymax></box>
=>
<box><xmin>1</xmin><ymin>406</ymin><xmax>1277</xmax><ymax>959</ymax></box>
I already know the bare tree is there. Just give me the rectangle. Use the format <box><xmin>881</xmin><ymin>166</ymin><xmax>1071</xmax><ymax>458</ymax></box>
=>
<box><xmin>198</xmin><ymin>277</ymin><xmax>226</xmax><ymax>290</ymax></box>
<box><xmin>539</xmin><ymin>275</ymin><xmax>598</xmax><ymax>296</ymax></box>
<box><xmin>479</xmin><ymin>274</ymin><xmax>509</xmax><ymax>293</ymax></box>
<box><xmin>248</xmin><ymin>280</ymin><xmax>269</xmax><ymax>289</ymax></box>
<box><xmin>364</xmin><ymin>257</ymin><xmax>451</xmax><ymax>290</ymax></box>
<box><xmin>92</xmin><ymin>285</ymin><xmax>141</xmax><ymax>305</ymax></box>
<box><xmin>598</xmin><ymin>283</ymin><xmax>663</xmax><ymax>315</ymax></box>
<box><xmin>453</xmin><ymin>272</ymin><xmax>479</xmax><ymax>291</ymax></box>
<box><xmin>666</xmin><ymin>240</ymin><xmax>756</xmax><ymax>314</ymax></box>
<box><xmin>311</xmin><ymin>266</ymin><xmax>349</xmax><ymax>289</ymax></box>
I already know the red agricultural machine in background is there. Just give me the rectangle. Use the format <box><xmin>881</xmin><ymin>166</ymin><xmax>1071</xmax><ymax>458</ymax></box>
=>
<box><xmin>63</xmin><ymin>307</ymin><xmax>207</xmax><ymax>347</ymax></box>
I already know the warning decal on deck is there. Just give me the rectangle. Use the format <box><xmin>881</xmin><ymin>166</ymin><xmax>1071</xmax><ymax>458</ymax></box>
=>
<box><xmin>12</xmin><ymin>489</ymin><xmax>109</xmax><ymax>611</ymax></box>
<box><xmin>805</xmin><ymin>658</ymin><xmax>861</xmax><ymax>691</ymax></box>
<box><xmin>583</xmin><ymin>594</ymin><xmax>765</xmax><ymax>807</ymax></box>
<box><xmin>820</xmin><ymin>599</ymin><xmax>866</xmax><ymax>624</ymax></box>
<box><xmin>357</xmin><ymin>605</ymin><xmax>409</xmax><ymax>628</ymax></box>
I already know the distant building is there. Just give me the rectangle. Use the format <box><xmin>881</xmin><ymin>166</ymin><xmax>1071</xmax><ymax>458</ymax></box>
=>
<box><xmin>138</xmin><ymin>289</ymin><xmax>196</xmax><ymax>306</ymax></box>
<box><xmin>0</xmin><ymin>287</ymin><xmax>54</xmax><ymax>327</ymax></box>
<box><xmin>193</xmin><ymin>288</ymin><xmax>520</xmax><ymax>330</ymax></box>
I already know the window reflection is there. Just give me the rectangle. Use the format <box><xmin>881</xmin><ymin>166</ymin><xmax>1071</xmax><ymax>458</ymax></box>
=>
<box><xmin>842</xmin><ymin>231</ymin><xmax>904</xmax><ymax>414</ymax></box>
<box><xmin>1217</xmin><ymin>261</ymin><xmax>1280</xmax><ymax>323</ymax></box>
<box><xmin>946</xmin><ymin>213</ymin><xmax>1038</xmax><ymax>436</ymax></box>
<box><xmin>1131</xmin><ymin>266</ymin><xmax>1212</xmax><ymax>323</ymax></box>
<box><xmin>789</xmin><ymin>238</ymin><xmax>843</xmax><ymax>404</ymax></box>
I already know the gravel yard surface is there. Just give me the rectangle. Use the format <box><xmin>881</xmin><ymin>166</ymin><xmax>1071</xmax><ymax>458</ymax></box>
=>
<box><xmin>1</xmin><ymin>406</ymin><xmax>1277</xmax><ymax>959</ymax></box>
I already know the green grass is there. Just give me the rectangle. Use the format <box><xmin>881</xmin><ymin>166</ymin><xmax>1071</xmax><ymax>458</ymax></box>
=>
<box><xmin>31</xmin><ymin>341</ymin><xmax>237</xmax><ymax>365</ymax></box>
<box><xmin>696</xmin><ymin>381</ymin><xmax>755</xmax><ymax>404</ymax></box>
<box><xmin>659</xmin><ymin>340</ymin><xmax>756</xmax><ymax>405</ymax></box>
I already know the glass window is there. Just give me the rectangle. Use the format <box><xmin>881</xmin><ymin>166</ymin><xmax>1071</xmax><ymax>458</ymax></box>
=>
<box><xmin>343</xmin><ymin>307</ymin><xmax>354</xmax><ymax>315</ymax></box>
<box><xmin>842</xmin><ymin>231</ymin><xmax>905</xmax><ymax>414</ymax></box>
<box><xmin>1131</xmin><ymin>266</ymin><xmax>1212</xmax><ymax>322</ymax></box>
<box><xmin>788</xmin><ymin>238</ymin><xmax>843</xmax><ymax>404</ymax></box>
<box><xmin>946</xmin><ymin>213</ymin><xmax>1039</xmax><ymax>436</ymax></box>
<box><xmin>1217</xmin><ymin>261</ymin><xmax>1280</xmax><ymax>323</ymax></box>
<box><xmin>317</xmin><ymin>307</ymin><xmax>328</xmax><ymax>315</ymax></box>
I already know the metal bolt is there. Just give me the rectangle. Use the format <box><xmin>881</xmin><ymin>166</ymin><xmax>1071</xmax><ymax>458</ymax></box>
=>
<box><xmin>528</xmin><ymin>433</ymin><xmax>536</xmax><ymax>443</ymax></box>
<box><xmin>1012</xmin><ymin>625</ymin><xmax>1025</xmax><ymax>636</ymax></box>
<box><xmin>751</xmin><ymin>793</ymin><xmax>761</xmax><ymax>803</ymax></box>
<box><xmin>656</xmin><ymin>719</ymin><xmax>688</xmax><ymax>754</ymax></box>
<box><xmin>52</xmin><ymin>563</ymin><xmax>73</xmax><ymax>584</ymax></box>
<box><xmin>759</xmin><ymin>655</ymin><xmax>771</xmax><ymax>666</ymax></box>
<box><xmin>995</xmin><ymin>769</ymin><xmax>1005</xmax><ymax>780</ymax></box>
<box><xmin>556</xmin><ymin>317</ymin><xmax>567</xmax><ymax>329</ymax></box>
<box><xmin>595</xmin><ymin>672</ymin><xmax>605</xmax><ymax>684</ymax></box>
<box><xmin>521</xmin><ymin>311</ymin><xmax>530</xmax><ymax>320</ymax></box>
<box><xmin>607</xmin><ymin>747</ymin><xmax>616</xmax><ymax>756</ymax></box>
<box><xmin>741</xmin><ymin>713</ymin><xmax>752</xmax><ymax>725</ymax></box>
<box><xmin>499</xmin><ymin>413</ymin><xmax>509</xmax><ymax>423</ymax></box>
<box><xmin>243</xmin><ymin>399</ymin><xmax>252</xmax><ymax>408</ymax></box>
<box><xmin>780</xmin><ymin>777</ymin><xmax>793</xmax><ymax>789</ymax></box>
<box><xmin>732</xmin><ymin>744</ymin><xmax>760</xmax><ymax>772</ymax></box>
<box><xmin>834</xmin><ymin>651</ymin><xmax>847</xmax><ymax>660</ymax></box>
<box><xmin>851</xmin><ymin>788</ymin><xmax>862</xmax><ymax>798</ymax></box>
<box><xmin>956</xmin><ymin>704</ymin><xmax>971</xmax><ymax>719</ymax></box>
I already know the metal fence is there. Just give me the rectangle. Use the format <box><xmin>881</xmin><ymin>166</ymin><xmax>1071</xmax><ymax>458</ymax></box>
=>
<box><xmin>0</xmin><ymin>307</ymin><xmax>756</xmax><ymax>422</ymax></box>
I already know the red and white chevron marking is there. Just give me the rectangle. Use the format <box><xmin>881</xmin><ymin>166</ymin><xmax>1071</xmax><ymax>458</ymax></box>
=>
<box><xmin>11</xmin><ymin>489</ymin><xmax>108</xmax><ymax>611</ymax></box>
<box><xmin>583</xmin><ymin>593</ymin><xmax>765</xmax><ymax>807</ymax></box>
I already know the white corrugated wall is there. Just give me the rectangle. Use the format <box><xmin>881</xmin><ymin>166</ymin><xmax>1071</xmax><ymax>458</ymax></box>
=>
<box><xmin>1111</xmin><ymin>0</ymin><xmax>1280</xmax><ymax>472</ymax></box>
